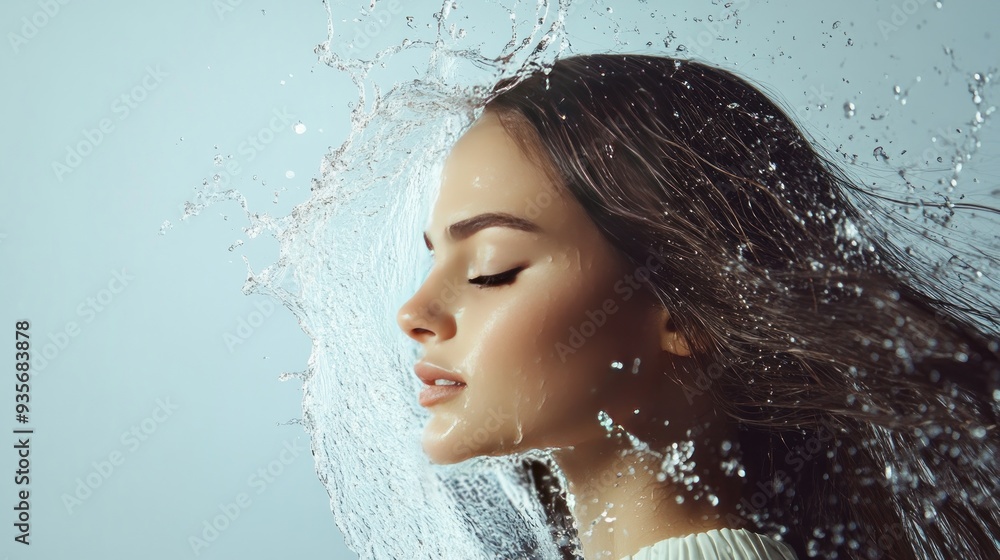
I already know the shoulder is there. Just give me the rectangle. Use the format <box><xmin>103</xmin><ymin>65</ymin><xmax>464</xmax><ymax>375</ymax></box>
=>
<box><xmin>619</xmin><ymin>528</ymin><xmax>798</xmax><ymax>560</ymax></box>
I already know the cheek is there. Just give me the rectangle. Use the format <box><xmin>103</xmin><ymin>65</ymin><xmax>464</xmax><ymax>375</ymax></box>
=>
<box><xmin>460</xmin><ymin>296</ymin><xmax>558</xmax><ymax>426</ymax></box>
<box><xmin>471</xmin><ymin>274</ymin><xmax>639</xmax><ymax>442</ymax></box>
<box><xmin>525</xmin><ymin>275</ymin><xmax>664</xmax><ymax>433</ymax></box>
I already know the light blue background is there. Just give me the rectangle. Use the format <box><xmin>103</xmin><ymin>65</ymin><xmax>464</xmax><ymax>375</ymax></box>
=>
<box><xmin>1</xmin><ymin>1</ymin><xmax>998</xmax><ymax>559</ymax></box>
<box><xmin>2</xmin><ymin>1</ymin><xmax>357</xmax><ymax>558</ymax></box>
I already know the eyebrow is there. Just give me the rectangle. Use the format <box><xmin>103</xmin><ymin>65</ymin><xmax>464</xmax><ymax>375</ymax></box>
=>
<box><xmin>424</xmin><ymin>212</ymin><xmax>542</xmax><ymax>250</ymax></box>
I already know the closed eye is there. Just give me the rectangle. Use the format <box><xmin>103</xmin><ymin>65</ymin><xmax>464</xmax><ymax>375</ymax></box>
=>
<box><xmin>468</xmin><ymin>267</ymin><xmax>524</xmax><ymax>288</ymax></box>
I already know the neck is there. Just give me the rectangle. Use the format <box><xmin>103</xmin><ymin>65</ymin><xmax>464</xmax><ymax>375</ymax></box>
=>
<box><xmin>550</xmin><ymin>415</ymin><xmax>741</xmax><ymax>560</ymax></box>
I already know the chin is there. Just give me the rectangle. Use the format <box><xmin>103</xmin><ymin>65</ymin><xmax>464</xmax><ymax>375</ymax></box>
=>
<box><xmin>422</xmin><ymin>431</ymin><xmax>471</xmax><ymax>465</ymax></box>
<box><xmin>423</xmin><ymin>445</ymin><xmax>463</xmax><ymax>465</ymax></box>
<box><xmin>422</xmin><ymin>429</ymin><xmax>521</xmax><ymax>465</ymax></box>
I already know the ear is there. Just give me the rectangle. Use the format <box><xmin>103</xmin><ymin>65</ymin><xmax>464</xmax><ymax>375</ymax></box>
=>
<box><xmin>659</xmin><ymin>308</ymin><xmax>692</xmax><ymax>357</ymax></box>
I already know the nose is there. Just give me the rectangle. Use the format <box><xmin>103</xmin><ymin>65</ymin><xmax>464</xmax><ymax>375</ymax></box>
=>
<box><xmin>396</xmin><ymin>277</ymin><xmax>458</xmax><ymax>343</ymax></box>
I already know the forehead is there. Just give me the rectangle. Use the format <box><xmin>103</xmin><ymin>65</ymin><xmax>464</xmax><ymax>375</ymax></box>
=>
<box><xmin>430</xmin><ymin>112</ymin><xmax>563</xmax><ymax>228</ymax></box>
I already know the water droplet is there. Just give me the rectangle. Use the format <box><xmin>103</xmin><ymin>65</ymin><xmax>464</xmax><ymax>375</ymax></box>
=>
<box><xmin>598</xmin><ymin>411</ymin><xmax>615</xmax><ymax>431</ymax></box>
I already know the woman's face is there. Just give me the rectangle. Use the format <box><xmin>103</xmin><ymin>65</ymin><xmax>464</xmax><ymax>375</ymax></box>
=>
<box><xmin>397</xmin><ymin>111</ymin><xmax>672</xmax><ymax>464</ymax></box>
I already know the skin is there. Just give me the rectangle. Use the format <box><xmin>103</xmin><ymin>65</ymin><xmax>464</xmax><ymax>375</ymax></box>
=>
<box><xmin>397</xmin><ymin>111</ymin><xmax>738</xmax><ymax>559</ymax></box>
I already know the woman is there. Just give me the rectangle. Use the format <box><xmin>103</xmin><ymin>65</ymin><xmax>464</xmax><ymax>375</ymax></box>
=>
<box><xmin>396</xmin><ymin>54</ymin><xmax>1000</xmax><ymax>560</ymax></box>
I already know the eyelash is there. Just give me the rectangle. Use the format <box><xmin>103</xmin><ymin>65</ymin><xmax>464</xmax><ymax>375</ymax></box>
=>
<box><xmin>468</xmin><ymin>267</ymin><xmax>524</xmax><ymax>288</ymax></box>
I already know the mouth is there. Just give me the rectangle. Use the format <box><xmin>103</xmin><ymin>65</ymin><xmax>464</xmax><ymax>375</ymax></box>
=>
<box><xmin>414</xmin><ymin>361</ymin><xmax>468</xmax><ymax>407</ymax></box>
<box><xmin>418</xmin><ymin>380</ymin><xmax>467</xmax><ymax>407</ymax></box>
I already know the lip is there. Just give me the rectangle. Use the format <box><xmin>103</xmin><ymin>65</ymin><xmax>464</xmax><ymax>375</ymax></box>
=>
<box><xmin>415</xmin><ymin>361</ymin><xmax>467</xmax><ymax>407</ymax></box>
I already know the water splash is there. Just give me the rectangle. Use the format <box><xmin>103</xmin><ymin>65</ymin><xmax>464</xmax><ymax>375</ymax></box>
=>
<box><xmin>241</xmin><ymin>2</ymin><xmax>572</xmax><ymax>558</ymax></box>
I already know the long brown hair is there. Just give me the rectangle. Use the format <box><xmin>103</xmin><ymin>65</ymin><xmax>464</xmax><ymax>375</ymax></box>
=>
<box><xmin>486</xmin><ymin>54</ymin><xmax>1000</xmax><ymax>559</ymax></box>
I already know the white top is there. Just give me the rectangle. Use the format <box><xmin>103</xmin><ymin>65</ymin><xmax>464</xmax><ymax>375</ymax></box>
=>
<box><xmin>618</xmin><ymin>528</ymin><xmax>798</xmax><ymax>560</ymax></box>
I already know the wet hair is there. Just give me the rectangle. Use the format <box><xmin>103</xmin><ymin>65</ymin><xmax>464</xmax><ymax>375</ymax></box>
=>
<box><xmin>485</xmin><ymin>54</ymin><xmax>1000</xmax><ymax>559</ymax></box>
